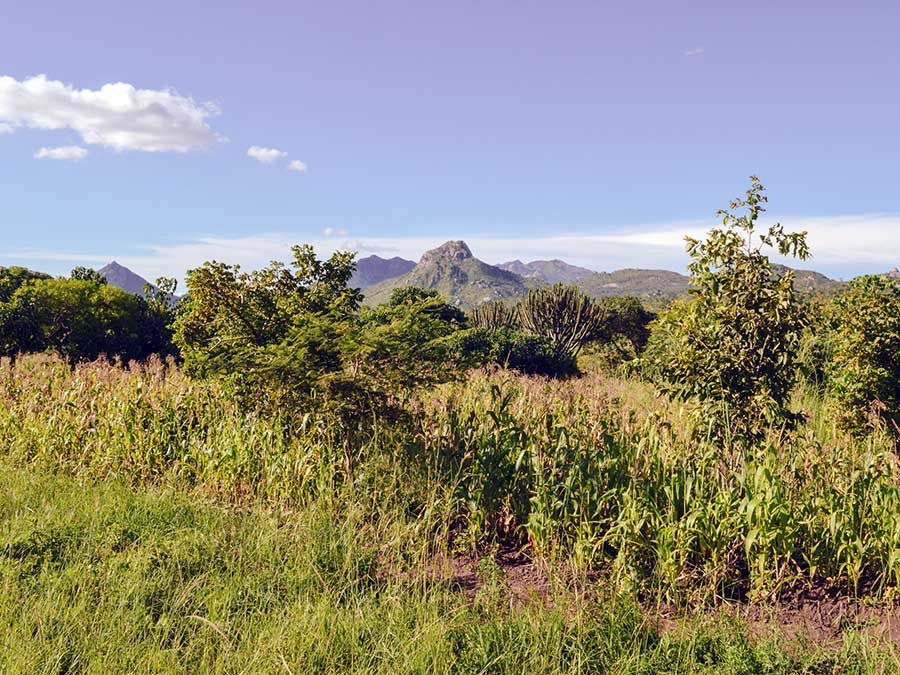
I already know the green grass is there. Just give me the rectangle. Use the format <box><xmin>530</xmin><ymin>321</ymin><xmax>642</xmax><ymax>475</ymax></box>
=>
<box><xmin>2</xmin><ymin>461</ymin><xmax>898</xmax><ymax>674</ymax></box>
<box><xmin>4</xmin><ymin>355</ymin><xmax>900</xmax><ymax>603</ymax></box>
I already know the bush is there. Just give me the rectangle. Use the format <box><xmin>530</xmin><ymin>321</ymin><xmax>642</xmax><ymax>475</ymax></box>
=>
<box><xmin>174</xmin><ymin>248</ymin><xmax>469</xmax><ymax>436</ymax></box>
<box><xmin>448</xmin><ymin>327</ymin><xmax>576</xmax><ymax>377</ymax></box>
<box><xmin>641</xmin><ymin>177</ymin><xmax>809</xmax><ymax>446</ymax></box>
<box><xmin>828</xmin><ymin>275</ymin><xmax>900</xmax><ymax>435</ymax></box>
<box><xmin>0</xmin><ymin>270</ymin><xmax>174</xmax><ymax>362</ymax></box>
<box><xmin>469</xmin><ymin>301</ymin><xmax>516</xmax><ymax>331</ymax></box>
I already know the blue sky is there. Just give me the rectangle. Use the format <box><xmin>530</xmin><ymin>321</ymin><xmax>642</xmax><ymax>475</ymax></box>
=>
<box><xmin>2</xmin><ymin>0</ymin><xmax>899</xmax><ymax>283</ymax></box>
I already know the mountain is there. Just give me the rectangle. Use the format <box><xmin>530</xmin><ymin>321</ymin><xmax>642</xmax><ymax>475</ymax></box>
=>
<box><xmin>497</xmin><ymin>259</ymin><xmax>594</xmax><ymax>284</ymax></box>
<box><xmin>349</xmin><ymin>255</ymin><xmax>415</xmax><ymax>289</ymax></box>
<box><xmin>771</xmin><ymin>264</ymin><xmax>845</xmax><ymax>295</ymax></box>
<box><xmin>576</xmin><ymin>265</ymin><xmax>843</xmax><ymax>308</ymax></box>
<box><xmin>363</xmin><ymin>240</ymin><xmax>535</xmax><ymax>309</ymax></box>
<box><xmin>98</xmin><ymin>261</ymin><xmax>180</xmax><ymax>303</ymax></box>
<box><xmin>576</xmin><ymin>269</ymin><xmax>690</xmax><ymax>306</ymax></box>
<box><xmin>99</xmin><ymin>261</ymin><xmax>154</xmax><ymax>296</ymax></box>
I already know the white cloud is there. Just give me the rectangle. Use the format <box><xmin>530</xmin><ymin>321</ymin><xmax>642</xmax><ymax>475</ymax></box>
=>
<box><xmin>684</xmin><ymin>47</ymin><xmax>704</xmax><ymax>57</ymax></box>
<box><xmin>0</xmin><ymin>74</ymin><xmax>220</xmax><ymax>152</ymax></box>
<box><xmin>34</xmin><ymin>145</ymin><xmax>88</xmax><ymax>161</ymax></box>
<box><xmin>247</xmin><ymin>145</ymin><xmax>288</xmax><ymax>163</ymax></box>
<box><xmin>287</xmin><ymin>159</ymin><xmax>307</xmax><ymax>172</ymax></box>
<box><xmin>11</xmin><ymin>212</ymin><xmax>900</xmax><ymax>284</ymax></box>
<box><xmin>0</xmin><ymin>121</ymin><xmax>12</xmax><ymax>134</ymax></box>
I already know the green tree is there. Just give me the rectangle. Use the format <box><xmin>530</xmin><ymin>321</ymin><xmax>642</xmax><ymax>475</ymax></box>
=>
<box><xmin>349</xmin><ymin>288</ymin><xmax>469</xmax><ymax>403</ymax></box>
<box><xmin>644</xmin><ymin>176</ymin><xmax>809</xmax><ymax>446</ymax></box>
<box><xmin>0</xmin><ymin>266</ymin><xmax>51</xmax><ymax>303</ymax></box>
<box><xmin>592</xmin><ymin>296</ymin><xmax>655</xmax><ymax>360</ymax></box>
<box><xmin>0</xmin><ymin>277</ymin><xmax>172</xmax><ymax>361</ymax></box>
<box><xmin>69</xmin><ymin>266</ymin><xmax>108</xmax><ymax>285</ymax></box>
<box><xmin>173</xmin><ymin>245</ymin><xmax>360</xmax><ymax>381</ymax></box>
<box><xmin>828</xmin><ymin>275</ymin><xmax>900</xmax><ymax>435</ymax></box>
<box><xmin>174</xmin><ymin>253</ymin><xmax>469</xmax><ymax>427</ymax></box>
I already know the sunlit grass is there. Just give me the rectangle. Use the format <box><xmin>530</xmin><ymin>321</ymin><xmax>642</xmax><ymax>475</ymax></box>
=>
<box><xmin>2</xmin><ymin>461</ymin><xmax>898</xmax><ymax>674</ymax></box>
<box><xmin>2</xmin><ymin>354</ymin><xmax>900</xmax><ymax>605</ymax></box>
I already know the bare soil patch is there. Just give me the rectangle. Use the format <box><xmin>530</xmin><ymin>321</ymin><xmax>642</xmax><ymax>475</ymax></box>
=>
<box><xmin>415</xmin><ymin>548</ymin><xmax>900</xmax><ymax>648</ymax></box>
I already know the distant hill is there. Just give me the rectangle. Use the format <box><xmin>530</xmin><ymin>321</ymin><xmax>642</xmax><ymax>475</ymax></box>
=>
<box><xmin>99</xmin><ymin>261</ymin><xmax>154</xmax><ymax>295</ymax></box>
<box><xmin>98</xmin><ymin>261</ymin><xmax>178</xmax><ymax>302</ymax></box>
<box><xmin>771</xmin><ymin>264</ymin><xmax>845</xmax><ymax>296</ymax></box>
<box><xmin>363</xmin><ymin>241</ymin><xmax>535</xmax><ymax>309</ymax></box>
<box><xmin>497</xmin><ymin>259</ymin><xmax>594</xmax><ymax>284</ymax></box>
<box><xmin>576</xmin><ymin>269</ymin><xmax>690</xmax><ymax>305</ymax></box>
<box><xmin>350</xmin><ymin>255</ymin><xmax>415</xmax><ymax>289</ymax></box>
<box><xmin>576</xmin><ymin>265</ymin><xmax>843</xmax><ymax>307</ymax></box>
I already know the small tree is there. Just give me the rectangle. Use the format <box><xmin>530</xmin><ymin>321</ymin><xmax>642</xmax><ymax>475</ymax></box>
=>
<box><xmin>517</xmin><ymin>284</ymin><xmax>601</xmax><ymax>367</ymax></box>
<box><xmin>349</xmin><ymin>287</ymin><xmax>468</xmax><ymax>399</ymax></box>
<box><xmin>173</xmin><ymin>245</ymin><xmax>360</xmax><ymax>402</ymax></box>
<box><xmin>0</xmin><ymin>277</ymin><xmax>172</xmax><ymax>361</ymax></box>
<box><xmin>592</xmin><ymin>296</ymin><xmax>655</xmax><ymax>360</ymax></box>
<box><xmin>828</xmin><ymin>275</ymin><xmax>900</xmax><ymax>435</ymax></box>
<box><xmin>646</xmin><ymin>176</ymin><xmax>809</xmax><ymax>446</ymax></box>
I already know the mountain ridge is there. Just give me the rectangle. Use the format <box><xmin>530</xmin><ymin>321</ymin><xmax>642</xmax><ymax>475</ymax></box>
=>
<box><xmin>349</xmin><ymin>254</ymin><xmax>416</xmax><ymax>289</ymax></box>
<box><xmin>497</xmin><ymin>259</ymin><xmax>594</xmax><ymax>284</ymax></box>
<box><xmin>362</xmin><ymin>241</ymin><xmax>536</xmax><ymax>309</ymax></box>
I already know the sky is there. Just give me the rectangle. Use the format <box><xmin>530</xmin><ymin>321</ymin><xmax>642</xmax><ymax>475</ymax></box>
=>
<box><xmin>2</xmin><ymin>0</ymin><xmax>899</xmax><ymax>284</ymax></box>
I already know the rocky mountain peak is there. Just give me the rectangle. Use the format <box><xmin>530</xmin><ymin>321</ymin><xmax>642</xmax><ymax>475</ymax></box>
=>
<box><xmin>419</xmin><ymin>240</ymin><xmax>473</xmax><ymax>265</ymax></box>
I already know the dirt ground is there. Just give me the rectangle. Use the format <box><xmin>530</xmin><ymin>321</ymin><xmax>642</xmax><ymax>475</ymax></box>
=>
<box><xmin>414</xmin><ymin>547</ymin><xmax>900</xmax><ymax>648</ymax></box>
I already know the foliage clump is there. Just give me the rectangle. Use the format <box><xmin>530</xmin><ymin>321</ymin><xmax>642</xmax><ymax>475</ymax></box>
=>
<box><xmin>0</xmin><ymin>266</ymin><xmax>175</xmax><ymax>362</ymax></box>
<box><xmin>517</xmin><ymin>283</ymin><xmax>602</xmax><ymax>365</ymax></box>
<box><xmin>643</xmin><ymin>177</ymin><xmax>809</xmax><ymax>445</ymax></box>
<box><xmin>173</xmin><ymin>248</ymin><xmax>468</xmax><ymax>430</ymax></box>
<box><xmin>828</xmin><ymin>274</ymin><xmax>900</xmax><ymax>435</ymax></box>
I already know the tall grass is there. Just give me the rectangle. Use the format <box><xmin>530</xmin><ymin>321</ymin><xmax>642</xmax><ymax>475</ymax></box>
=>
<box><xmin>3</xmin><ymin>354</ymin><xmax>900</xmax><ymax>602</ymax></box>
<box><xmin>2</xmin><ymin>461</ymin><xmax>898</xmax><ymax>674</ymax></box>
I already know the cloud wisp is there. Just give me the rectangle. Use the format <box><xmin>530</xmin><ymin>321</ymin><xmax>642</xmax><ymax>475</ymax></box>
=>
<box><xmin>0</xmin><ymin>74</ymin><xmax>221</xmax><ymax>152</ymax></box>
<box><xmin>287</xmin><ymin>159</ymin><xmax>307</xmax><ymax>173</ymax></box>
<box><xmin>684</xmin><ymin>47</ymin><xmax>704</xmax><ymax>57</ymax></box>
<box><xmin>34</xmin><ymin>145</ymin><xmax>88</xmax><ymax>161</ymax></box>
<box><xmin>247</xmin><ymin>146</ymin><xmax>288</xmax><ymax>163</ymax></box>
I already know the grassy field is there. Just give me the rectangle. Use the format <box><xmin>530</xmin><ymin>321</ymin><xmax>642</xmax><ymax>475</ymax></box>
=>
<box><xmin>3</xmin><ymin>461</ymin><xmax>900</xmax><ymax>674</ymax></box>
<box><xmin>3</xmin><ymin>354</ymin><xmax>900</xmax><ymax>672</ymax></box>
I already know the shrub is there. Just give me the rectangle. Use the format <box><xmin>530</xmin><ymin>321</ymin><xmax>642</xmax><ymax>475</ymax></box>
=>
<box><xmin>448</xmin><ymin>327</ymin><xmax>575</xmax><ymax>377</ymax></box>
<box><xmin>591</xmin><ymin>296</ymin><xmax>655</xmax><ymax>363</ymax></box>
<box><xmin>642</xmin><ymin>177</ymin><xmax>809</xmax><ymax>446</ymax></box>
<box><xmin>174</xmin><ymin>248</ymin><xmax>468</xmax><ymax>435</ymax></box>
<box><xmin>0</xmin><ymin>271</ymin><xmax>174</xmax><ymax>362</ymax></box>
<box><xmin>828</xmin><ymin>274</ymin><xmax>900</xmax><ymax>435</ymax></box>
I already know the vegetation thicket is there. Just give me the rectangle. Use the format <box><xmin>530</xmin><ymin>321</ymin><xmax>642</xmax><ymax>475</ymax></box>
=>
<box><xmin>642</xmin><ymin>177</ymin><xmax>809</xmax><ymax>446</ymax></box>
<box><xmin>828</xmin><ymin>274</ymin><xmax>900</xmax><ymax>434</ymax></box>
<box><xmin>0</xmin><ymin>265</ymin><xmax>175</xmax><ymax>362</ymax></box>
<box><xmin>6</xmin><ymin>177</ymin><xmax>900</xmax><ymax>670</ymax></box>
